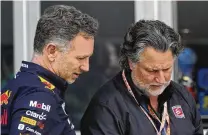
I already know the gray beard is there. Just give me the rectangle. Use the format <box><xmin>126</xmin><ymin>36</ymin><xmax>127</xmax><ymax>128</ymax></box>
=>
<box><xmin>131</xmin><ymin>73</ymin><xmax>170</xmax><ymax>97</ymax></box>
<box><xmin>131</xmin><ymin>73</ymin><xmax>150</xmax><ymax>96</ymax></box>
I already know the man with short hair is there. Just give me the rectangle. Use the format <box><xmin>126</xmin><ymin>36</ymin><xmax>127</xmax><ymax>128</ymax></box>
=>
<box><xmin>1</xmin><ymin>5</ymin><xmax>98</xmax><ymax>135</ymax></box>
<box><xmin>81</xmin><ymin>20</ymin><xmax>202</xmax><ymax>135</ymax></box>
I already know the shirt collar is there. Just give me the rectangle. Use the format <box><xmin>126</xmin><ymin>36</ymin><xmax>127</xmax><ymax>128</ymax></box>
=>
<box><xmin>20</xmin><ymin>61</ymin><xmax>68</xmax><ymax>92</ymax></box>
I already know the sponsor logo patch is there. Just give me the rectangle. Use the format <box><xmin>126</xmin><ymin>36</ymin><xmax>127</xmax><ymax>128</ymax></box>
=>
<box><xmin>37</xmin><ymin>121</ymin><xmax>45</xmax><ymax>129</ymax></box>
<box><xmin>62</xmin><ymin>103</ymin><xmax>74</xmax><ymax>129</ymax></box>
<box><xmin>71</xmin><ymin>124</ymin><xmax>74</xmax><ymax>130</ymax></box>
<box><xmin>20</xmin><ymin>116</ymin><xmax>37</xmax><ymax>126</ymax></box>
<box><xmin>38</xmin><ymin>76</ymin><xmax>55</xmax><ymax>90</ymax></box>
<box><xmin>25</xmin><ymin>126</ymin><xmax>41</xmax><ymax>135</ymax></box>
<box><xmin>29</xmin><ymin>101</ymin><xmax>51</xmax><ymax>112</ymax></box>
<box><xmin>62</xmin><ymin>103</ymin><xmax>70</xmax><ymax>124</ymax></box>
<box><xmin>18</xmin><ymin>124</ymin><xmax>25</xmax><ymax>130</ymax></box>
<box><xmin>1</xmin><ymin>109</ymin><xmax>8</xmax><ymax>125</ymax></box>
<box><xmin>19</xmin><ymin>133</ymin><xmax>30</xmax><ymax>135</ymax></box>
<box><xmin>1</xmin><ymin>90</ymin><xmax>12</xmax><ymax>105</ymax></box>
<box><xmin>172</xmin><ymin>105</ymin><xmax>185</xmax><ymax>118</ymax></box>
<box><xmin>21</xmin><ymin>63</ymin><xmax>28</xmax><ymax>68</ymax></box>
<box><xmin>26</xmin><ymin>110</ymin><xmax>47</xmax><ymax>120</ymax></box>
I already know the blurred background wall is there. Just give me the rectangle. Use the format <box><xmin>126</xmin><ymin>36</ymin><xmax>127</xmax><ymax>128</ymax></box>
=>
<box><xmin>1</xmin><ymin>1</ymin><xmax>208</xmax><ymax>134</ymax></box>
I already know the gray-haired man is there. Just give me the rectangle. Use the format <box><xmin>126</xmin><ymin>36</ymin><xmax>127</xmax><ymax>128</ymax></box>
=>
<box><xmin>81</xmin><ymin>20</ymin><xmax>202</xmax><ymax>135</ymax></box>
<box><xmin>1</xmin><ymin>5</ymin><xmax>98</xmax><ymax>135</ymax></box>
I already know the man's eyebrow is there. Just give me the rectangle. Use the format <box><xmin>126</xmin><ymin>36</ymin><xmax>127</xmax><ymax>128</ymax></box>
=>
<box><xmin>77</xmin><ymin>54</ymin><xmax>93</xmax><ymax>57</ymax></box>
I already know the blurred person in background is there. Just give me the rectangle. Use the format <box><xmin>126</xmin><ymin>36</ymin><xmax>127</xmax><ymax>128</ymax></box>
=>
<box><xmin>81</xmin><ymin>20</ymin><xmax>202</xmax><ymax>135</ymax></box>
<box><xmin>178</xmin><ymin>48</ymin><xmax>198</xmax><ymax>100</ymax></box>
<box><xmin>1</xmin><ymin>5</ymin><xmax>98</xmax><ymax>135</ymax></box>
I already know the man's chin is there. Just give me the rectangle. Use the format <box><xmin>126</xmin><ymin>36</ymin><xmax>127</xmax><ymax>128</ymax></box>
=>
<box><xmin>147</xmin><ymin>82</ymin><xmax>171</xmax><ymax>96</ymax></box>
<box><xmin>146</xmin><ymin>86</ymin><xmax>167</xmax><ymax>96</ymax></box>
<box><xmin>134</xmin><ymin>82</ymin><xmax>169</xmax><ymax>97</ymax></box>
<box><xmin>150</xmin><ymin>85</ymin><xmax>163</xmax><ymax>90</ymax></box>
<box><xmin>67</xmin><ymin>79</ymin><xmax>76</xmax><ymax>84</ymax></box>
<box><xmin>147</xmin><ymin>89</ymin><xmax>164</xmax><ymax>96</ymax></box>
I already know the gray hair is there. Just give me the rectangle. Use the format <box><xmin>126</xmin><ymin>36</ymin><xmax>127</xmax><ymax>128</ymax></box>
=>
<box><xmin>33</xmin><ymin>5</ymin><xmax>99</xmax><ymax>54</ymax></box>
<box><xmin>119</xmin><ymin>20</ymin><xmax>183</xmax><ymax>69</ymax></box>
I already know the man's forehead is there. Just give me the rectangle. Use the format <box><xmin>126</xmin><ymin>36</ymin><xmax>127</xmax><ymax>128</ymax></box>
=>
<box><xmin>68</xmin><ymin>35</ymin><xmax>94</xmax><ymax>48</ymax></box>
<box><xmin>66</xmin><ymin>38</ymin><xmax>94</xmax><ymax>58</ymax></box>
<box><xmin>140</xmin><ymin>47</ymin><xmax>174</xmax><ymax>61</ymax></box>
<box><xmin>138</xmin><ymin>47</ymin><xmax>174</xmax><ymax>69</ymax></box>
<box><xmin>139</xmin><ymin>57</ymin><xmax>174</xmax><ymax>68</ymax></box>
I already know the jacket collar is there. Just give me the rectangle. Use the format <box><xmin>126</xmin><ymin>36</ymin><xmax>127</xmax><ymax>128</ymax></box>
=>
<box><xmin>20</xmin><ymin>61</ymin><xmax>68</xmax><ymax>92</ymax></box>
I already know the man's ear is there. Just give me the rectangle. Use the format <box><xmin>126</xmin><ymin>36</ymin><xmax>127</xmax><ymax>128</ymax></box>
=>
<box><xmin>43</xmin><ymin>43</ymin><xmax>58</xmax><ymax>62</ymax></box>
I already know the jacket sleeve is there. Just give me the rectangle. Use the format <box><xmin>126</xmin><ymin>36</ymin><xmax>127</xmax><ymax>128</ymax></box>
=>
<box><xmin>177</xmin><ymin>83</ymin><xmax>203</xmax><ymax>135</ymax></box>
<box><xmin>81</xmin><ymin>102</ymin><xmax>124</xmax><ymax>135</ymax></box>
<box><xmin>190</xmin><ymin>93</ymin><xmax>203</xmax><ymax>135</ymax></box>
<box><xmin>9</xmin><ymin>90</ymin><xmax>63</xmax><ymax>135</ymax></box>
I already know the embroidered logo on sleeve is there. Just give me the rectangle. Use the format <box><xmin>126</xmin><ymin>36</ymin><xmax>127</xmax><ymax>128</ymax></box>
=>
<box><xmin>25</xmin><ymin>127</ymin><xmax>42</xmax><ymax>135</ymax></box>
<box><xmin>62</xmin><ymin>103</ymin><xmax>75</xmax><ymax>129</ymax></box>
<box><xmin>20</xmin><ymin>116</ymin><xmax>45</xmax><ymax>130</ymax></box>
<box><xmin>19</xmin><ymin>133</ymin><xmax>30</xmax><ymax>135</ymax></box>
<box><xmin>172</xmin><ymin>105</ymin><xmax>185</xmax><ymax>118</ymax></box>
<box><xmin>18</xmin><ymin>124</ymin><xmax>25</xmax><ymax>130</ymax></box>
<box><xmin>1</xmin><ymin>109</ymin><xmax>8</xmax><ymax>125</ymax></box>
<box><xmin>26</xmin><ymin>110</ymin><xmax>47</xmax><ymax>120</ymax></box>
<box><xmin>20</xmin><ymin>116</ymin><xmax>37</xmax><ymax>126</ymax></box>
<box><xmin>38</xmin><ymin>76</ymin><xmax>55</xmax><ymax>91</ymax></box>
<box><xmin>1</xmin><ymin>90</ymin><xmax>12</xmax><ymax>105</ymax></box>
<box><xmin>37</xmin><ymin>121</ymin><xmax>45</xmax><ymax>129</ymax></box>
<box><xmin>18</xmin><ymin>123</ymin><xmax>42</xmax><ymax>135</ymax></box>
<box><xmin>29</xmin><ymin>100</ymin><xmax>51</xmax><ymax>112</ymax></box>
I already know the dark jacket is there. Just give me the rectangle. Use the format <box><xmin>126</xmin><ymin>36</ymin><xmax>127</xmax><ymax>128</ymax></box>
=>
<box><xmin>1</xmin><ymin>61</ymin><xmax>75</xmax><ymax>135</ymax></box>
<box><xmin>81</xmin><ymin>70</ymin><xmax>203</xmax><ymax>135</ymax></box>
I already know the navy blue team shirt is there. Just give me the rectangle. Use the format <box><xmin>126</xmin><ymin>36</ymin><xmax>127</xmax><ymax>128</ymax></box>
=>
<box><xmin>1</xmin><ymin>61</ymin><xmax>76</xmax><ymax>135</ymax></box>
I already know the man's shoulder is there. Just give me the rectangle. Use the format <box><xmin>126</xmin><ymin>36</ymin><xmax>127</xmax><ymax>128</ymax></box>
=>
<box><xmin>2</xmin><ymin>72</ymin><xmax>56</xmax><ymax>102</ymax></box>
<box><xmin>170</xmin><ymin>81</ymin><xmax>190</xmax><ymax>96</ymax></box>
<box><xmin>3</xmin><ymin>71</ymin><xmax>42</xmax><ymax>88</ymax></box>
<box><xmin>170</xmin><ymin>80</ymin><xmax>196</xmax><ymax>106</ymax></box>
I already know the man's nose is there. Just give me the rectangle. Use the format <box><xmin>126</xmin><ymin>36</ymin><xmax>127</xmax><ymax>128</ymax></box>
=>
<box><xmin>80</xmin><ymin>59</ymin><xmax>89</xmax><ymax>72</ymax></box>
<box><xmin>155</xmin><ymin>71</ymin><xmax>166</xmax><ymax>84</ymax></box>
